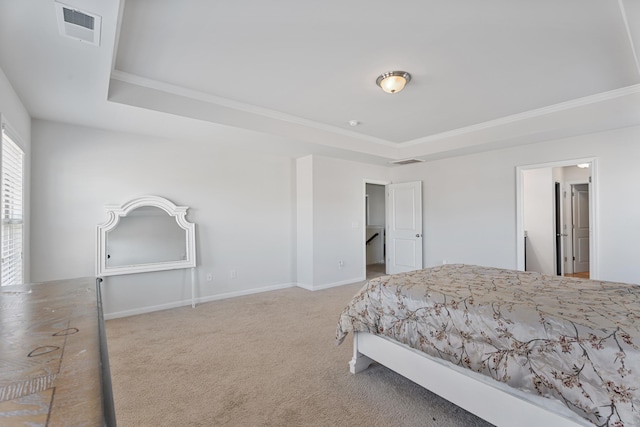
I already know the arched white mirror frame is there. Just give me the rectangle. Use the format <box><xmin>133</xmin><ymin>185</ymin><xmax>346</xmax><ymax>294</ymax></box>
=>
<box><xmin>96</xmin><ymin>195</ymin><xmax>196</xmax><ymax>277</ymax></box>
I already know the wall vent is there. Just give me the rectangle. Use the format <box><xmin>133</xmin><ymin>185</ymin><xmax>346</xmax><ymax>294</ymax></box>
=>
<box><xmin>54</xmin><ymin>2</ymin><xmax>101</xmax><ymax>46</ymax></box>
<box><xmin>389</xmin><ymin>158</ymin><xmax>425</xmax><ymax>166</ymax></box>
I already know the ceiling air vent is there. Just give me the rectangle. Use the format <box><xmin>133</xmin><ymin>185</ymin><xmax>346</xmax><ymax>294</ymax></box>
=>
<box><xmin>54</xmin><ymin>2</ymin><xmax>101</xmax><ymax>46</ymax></box>
<box><xmin>389</xmin><ymin>158</ymin><xmax>425</xmax><ymax>166</ymax></box>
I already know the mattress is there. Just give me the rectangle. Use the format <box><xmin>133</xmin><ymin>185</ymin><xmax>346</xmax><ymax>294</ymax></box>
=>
<box><xmin>336</xmin><ymin>264</ymin><xmax>640</xmax><ymax>426</ymax></box>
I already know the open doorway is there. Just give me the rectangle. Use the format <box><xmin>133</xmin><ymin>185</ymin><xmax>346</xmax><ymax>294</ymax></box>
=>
<box><xmin>553</xmin><ymin>179</ymin><xmax>591</xmax><ymax>278</ymax></box>
<box><xmin>516</xmin><ymin>159</ymin><xmax>598</xmax><ymax>279</ymax></box>
<box><xmin>364</xmin><ymin>182</ymin><xmax>387</xmax><ymax>280</ymax></box>
<box><xmin>565</xmin><ymin>182</ymin><xmax>590</xmax><ymax>278</ymax></box>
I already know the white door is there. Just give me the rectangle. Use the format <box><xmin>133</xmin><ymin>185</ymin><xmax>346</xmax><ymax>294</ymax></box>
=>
<box><xmin>572</xmin><ymin>184</ymin><xmax>590</xmax><ymax>273</ymax></box>
<box><xmin>386</xmin><ymin>181</ymin><xmax>423</xmax><ymax>274</ymax></box>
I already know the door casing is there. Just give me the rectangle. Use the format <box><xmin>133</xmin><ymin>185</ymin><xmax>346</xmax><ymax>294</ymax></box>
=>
<box><xmin>362</xmin><ymin>179</ymin><xmax>390</xmax><ymax>279</ymax></box>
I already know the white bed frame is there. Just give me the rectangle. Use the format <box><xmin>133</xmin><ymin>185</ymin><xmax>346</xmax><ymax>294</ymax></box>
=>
<box><xmin>350</xmin><ymin>332</ymin><xmax>589</xmax><ymax>427</ymax></box>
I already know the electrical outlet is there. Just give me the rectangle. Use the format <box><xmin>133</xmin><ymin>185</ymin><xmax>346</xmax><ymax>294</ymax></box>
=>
<box><xmin>206</xmin><ymin>273</ymin><xmax>213</xmax><ymax>281</ymax></box>
<box><xmin>338</xmin><ymin>260</ymin><xmax>344</xmax><ymax>269</ymax></box>
<box><xmin>230</xmin><ymin>269</ymin><xmax>237</xmax><ymax>279</ymax></box>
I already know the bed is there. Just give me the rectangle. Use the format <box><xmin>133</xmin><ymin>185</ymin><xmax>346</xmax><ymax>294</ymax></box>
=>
<box><xmin>336</xmin><ymin>264</ymin><xmax>640</xmax><ymax>426</ymax></box>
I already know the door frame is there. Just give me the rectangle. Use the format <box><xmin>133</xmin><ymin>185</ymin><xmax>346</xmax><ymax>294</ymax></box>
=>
<box><xmin>554</xmin><ymin>181</ymin><xmax>562</xmax><ymax>276</ymax></box>
<box><xmin>516</xmin><ymin>158</ymin><xmax>599</xmax><ymax>279</ymax></box>
<box><xmin>362</xmin><ymin>179</ymin><xmax>390</xmax><ymax>279</ymax></box>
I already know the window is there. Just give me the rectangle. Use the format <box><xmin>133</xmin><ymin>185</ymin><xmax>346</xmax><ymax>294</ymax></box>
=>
<box><xmin>1</xmin><ymin>126</ymin><xmax>24</xmax><ymax>286</ymax></box>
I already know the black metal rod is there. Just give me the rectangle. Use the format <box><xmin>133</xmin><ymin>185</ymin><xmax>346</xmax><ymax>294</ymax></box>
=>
<box><xmin>366</xmin><ymin>232</ymin><xmax>379</xmax><ymax>245</ymax></box>
<box><xmin>96</xmin><ymin>277</ymin><xmax>117</xmax><ymax>427</ymax></box>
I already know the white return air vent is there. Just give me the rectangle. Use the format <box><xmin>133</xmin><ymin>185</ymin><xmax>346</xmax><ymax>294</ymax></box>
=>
<box><xmin>389</xmin><ymin>158</ymin><xmax>425</xmax><ymax>166</ymax></box>
<box><xmin>54</xmin><ymin>2</ymin><xmax>101</xmax><ymax>46</ymax></box>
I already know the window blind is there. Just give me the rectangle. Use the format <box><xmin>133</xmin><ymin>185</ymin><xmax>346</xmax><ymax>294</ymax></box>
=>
<box><xmin>1</xmin><ymin>128</ymin><xmax>24</xmax><ymax>286</ymax></box>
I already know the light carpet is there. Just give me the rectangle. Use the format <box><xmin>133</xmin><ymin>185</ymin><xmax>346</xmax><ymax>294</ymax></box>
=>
<box><xmin>106</xmin><ymin>282</ymin><xmax>492</xmax><ymax>426</ymax></box>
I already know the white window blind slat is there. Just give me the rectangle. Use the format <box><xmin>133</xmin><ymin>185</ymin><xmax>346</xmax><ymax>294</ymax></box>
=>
<box><xmin>1</xmin><ymin>129</ymin><xmax>24</xmax><ymax>286</ymax></box>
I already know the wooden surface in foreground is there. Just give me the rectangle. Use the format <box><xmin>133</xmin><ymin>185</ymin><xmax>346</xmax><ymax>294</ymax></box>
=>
<box><xmin>0</xmin><ymin>278</ymin><xmax>104</xmax><ymax>426</ymax></box>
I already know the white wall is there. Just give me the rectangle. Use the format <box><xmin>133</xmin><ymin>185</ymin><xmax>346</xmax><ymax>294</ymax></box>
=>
<box><xmin>0</xmin><ymin>68</ymin><xmax>30</xmax><ymax>144</ymax></box>
<box><xmin>563</xmin><ymin>165</ymin><xmax>590</xmax><ymax>182</ymax></box>
<box><xmin>366</xmin><ymin>183</ymin><xmax>385</xmax><ymax>226</ymax></box>
<box><xmin>31</xmin><ymin>120</ymin><xmax>296</xmax><ymax>317</ymax></box>
<box><xmin>296</xmin><ymin>155</ymin><xmax>389</xmax><ymax>289</ymax></box>
<box><xmin>390</xmin><ymin>151</ymin><xmax>517</xmax><ymax>270</ymax></box>
<box><xmin>390</xmin><ymin>125</ymin><xmax>640</xmax><ymax>285</ymax></box>
<box><xmin>296</xmin><ymin>156</ymin><xmax>313</xmax><ymax>287</ymax></box>
<box><xmin>313</xmin><ymin>156</ymin><xmax>389</xmax><ymax>286</ymax></box>
<box><xmin>365</xmin><ymin>184</ymin><xmax>385</xmax><ymax>265</ymax></box>
<box><xmin>21</xmin><ymin>93</ymin><xmax>640</xmax><ymax>318</ymax></box>
<box><xmin>523</xmin><ymin>168</ymin><xmax>555</xmax><ymax>275</ymax></box>
<box><xmin>0</xmin><ymin>66</ymin><xmax>31</xmax><ymax>282</ymax></box>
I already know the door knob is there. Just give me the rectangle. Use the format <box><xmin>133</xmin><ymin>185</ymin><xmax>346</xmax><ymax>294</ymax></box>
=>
<box><xmin>416</xmin><ymin>234</ymin><xmax>421</xmax><ymax>238</ymax></box>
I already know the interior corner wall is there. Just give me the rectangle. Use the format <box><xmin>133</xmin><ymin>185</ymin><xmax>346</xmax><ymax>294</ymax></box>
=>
<box><xmin>0</xmin><ymin>67</ymin><xmax>30</xmax><ymax>144</ymax></box>
<box><xmin>0</xmin><ymin>66</ymin><xmax>31</xmax><ymax>282</ymax></box>
<box><xmin>30</xmin><ymin>119</ymin><xmax>296</xmax><ymax>317</ymax></box>
<box><xmin>389</xmin><ymin>125</ymin><xmax>640</xmax><ymax>285</ymax></box>
<box><xmin>296</xmin><ymin>156</ymin><xmax>313</xmax><ymax>287</ymax></box>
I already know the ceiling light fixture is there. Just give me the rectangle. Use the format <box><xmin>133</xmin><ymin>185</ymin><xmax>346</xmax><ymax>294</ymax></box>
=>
<box><xmin>376</xmin><ymin>71</ymin><xmax>411</xmax><ymax>94</ymax></box>
<box><xmin>577</xmin><ymin>163</ymin><xmax>590</xmax><ymax>169</ymax></box>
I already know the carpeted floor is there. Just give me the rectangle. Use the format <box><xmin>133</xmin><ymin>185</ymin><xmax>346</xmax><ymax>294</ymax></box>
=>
<box><xmin>106</xmin><ymin>282</ymin><xmax>493</xmax><ymax>427</ymax></box>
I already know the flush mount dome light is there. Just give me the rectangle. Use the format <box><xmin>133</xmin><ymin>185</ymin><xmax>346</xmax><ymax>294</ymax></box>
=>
<box><xmin>376</xmin><ymin>71</ymin><xmax>411</xmax><ymax>94</ymax></box>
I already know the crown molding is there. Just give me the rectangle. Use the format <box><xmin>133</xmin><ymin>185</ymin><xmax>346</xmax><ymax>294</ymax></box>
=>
<box><xmin>110</xmin><ymin>70</ymin><xmax>640</xmax><ymax>154</ymax></box>
<box><xmin>110</xmin><ymin>69</ymin><xmax>396</xmax><ymax>147</ymax></box>
<box><xmin>400</xmin><ymin>84</ymin><xmax>640</xmax><ymax>148</ymax></box>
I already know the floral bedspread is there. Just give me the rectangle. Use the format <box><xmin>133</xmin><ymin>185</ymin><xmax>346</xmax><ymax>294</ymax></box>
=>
<box><xmin>336</xmin><ymin>264</ymin><xmax>640</xmax><ymax>426</ymax></box>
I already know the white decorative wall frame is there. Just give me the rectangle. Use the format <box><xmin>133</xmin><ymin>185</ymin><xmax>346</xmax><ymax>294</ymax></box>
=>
<box><xmin>96</xmin><ymin>195</ymin><xmax>196</xmax><ymax>277</ymax></box>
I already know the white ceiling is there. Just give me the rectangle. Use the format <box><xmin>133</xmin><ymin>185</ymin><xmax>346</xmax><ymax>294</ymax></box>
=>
<box><xmin>1</xmin><ymin>0</ymin><xmax>639</xmax><ymax>165</ymax></box>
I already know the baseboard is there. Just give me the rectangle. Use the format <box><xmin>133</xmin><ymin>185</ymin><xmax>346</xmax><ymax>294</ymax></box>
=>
<box><xmin>104</xmin><ymin>282</ymin><xmax>296</xmax><ymax>320</ymax></box>
<box><xmin>296</xmin><ymin>276</ymin><xmax>365</xmax><ymax>291</ymax></box>
<box><xmin>105</xmin><ymin>278</ymin><xmax>365</xmax><ymax>319</ymax></box>
<box><xmin>105</xmin><ymin>301</ymin><xmax>187</xmax><ymax>320</ymax></box>
<box><xmin>196</xmin><ymin>282</ymin><xmax>296</xmax><ymax>304</ymax></box>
